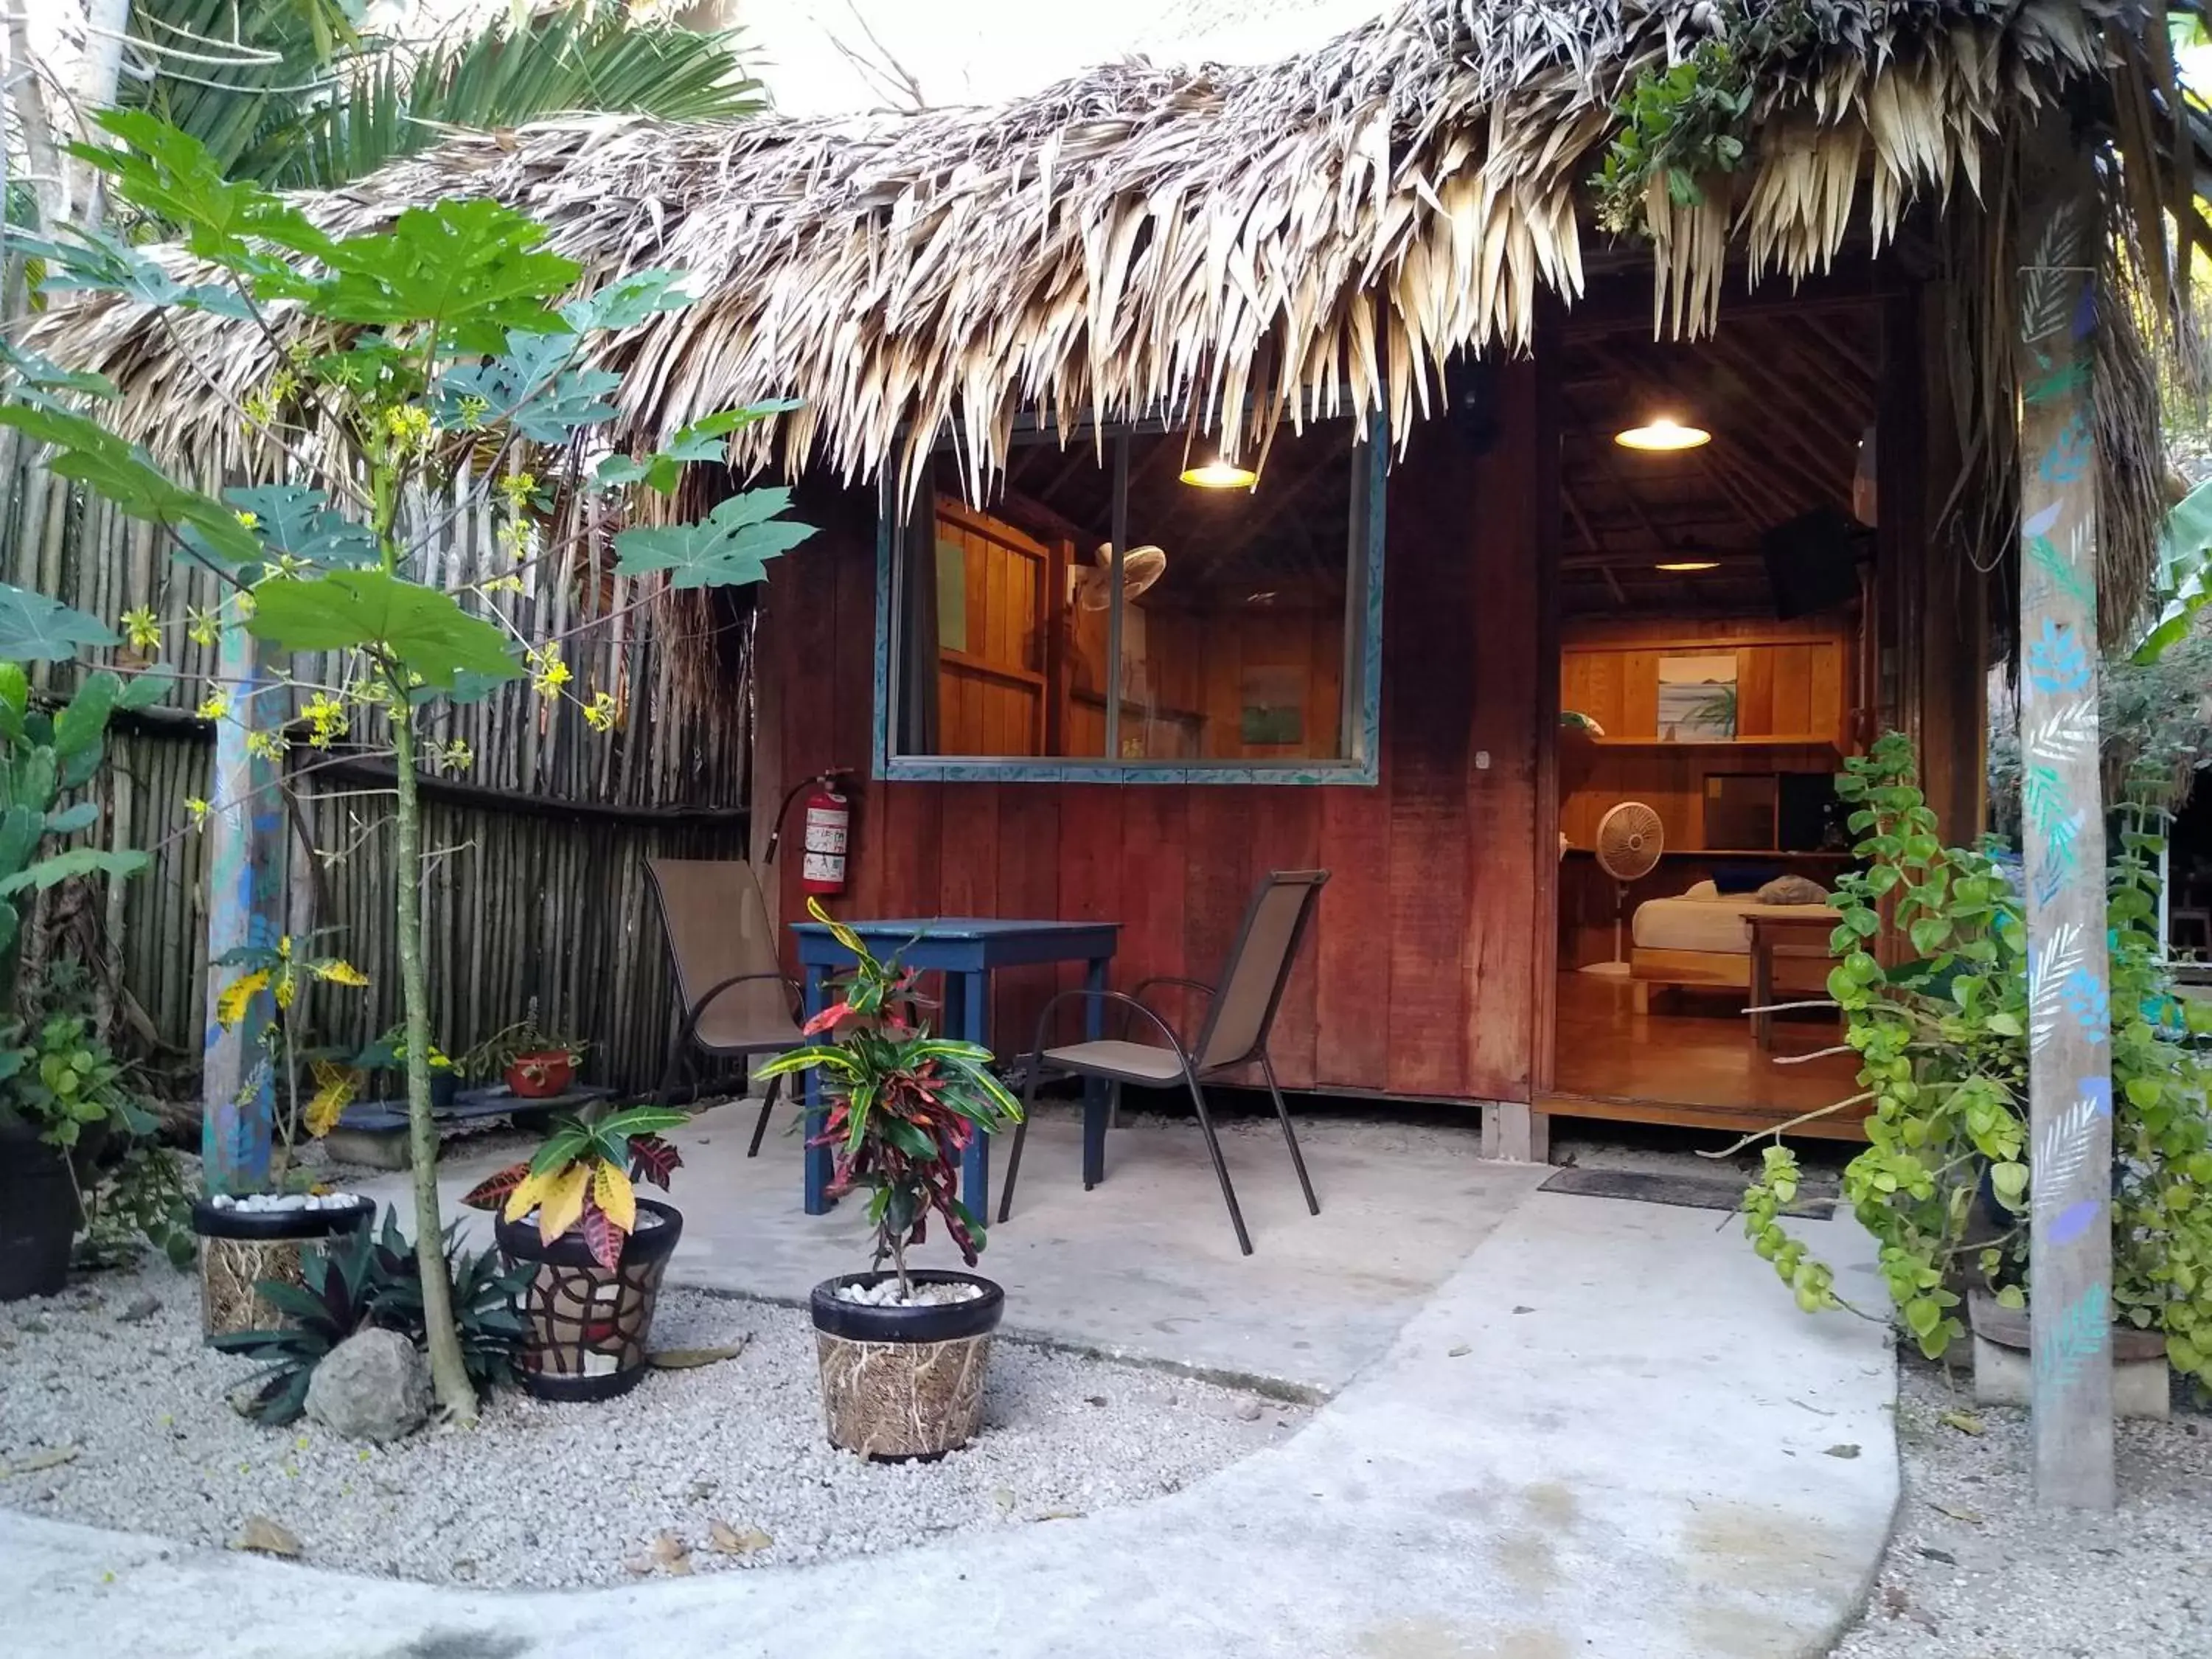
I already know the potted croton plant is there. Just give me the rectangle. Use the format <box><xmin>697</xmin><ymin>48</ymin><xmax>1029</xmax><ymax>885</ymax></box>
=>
<box><xmin>759</xmin><ymin>902</ymin><xmax>1023</xmax><ymax>1459</ymax></box>
<box><xmin>460</xmin><ymin>1105</ymin><xmax>686</xmax><ymax>1399</ymax></box>
<box><xmin>195</xmin><ymin>937</ymin><xmax>376</xmax><ymax>1336</ymax></box>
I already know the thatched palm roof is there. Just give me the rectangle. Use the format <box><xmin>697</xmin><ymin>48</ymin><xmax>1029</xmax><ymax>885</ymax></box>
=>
<box><xmin>27</xmin><ymin>0</ymin><xmax>2134</xmax><ymax>495</ymax></box>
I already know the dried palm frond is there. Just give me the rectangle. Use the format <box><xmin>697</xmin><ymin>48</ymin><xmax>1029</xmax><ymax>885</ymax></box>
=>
<box><xmin>16</xmin><ymin>0</ymin><xmax>2160</xmax><ymax>523</ymax></box>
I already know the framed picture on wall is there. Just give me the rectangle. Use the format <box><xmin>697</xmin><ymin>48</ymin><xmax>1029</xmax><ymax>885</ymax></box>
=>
<box><xmin>1239</xmin><ymin>665</ymin><xmax>1306</xmax><ymax>745</ymax></box>
<box><xmin>1656</xmin><ymin>653</ymin><xmax>1738</xmax><ymax>741</ymax></box>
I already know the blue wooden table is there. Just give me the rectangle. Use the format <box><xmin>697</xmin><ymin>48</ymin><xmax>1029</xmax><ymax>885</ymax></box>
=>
<box><xmin>790</xmin><ymin>917</ymin><xmax>1119</xmax><ymax>1218</ymax></box>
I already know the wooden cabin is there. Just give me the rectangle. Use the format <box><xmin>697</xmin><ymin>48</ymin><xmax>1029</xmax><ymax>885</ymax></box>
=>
<box><xmin>40</xmin><ymin>0</ymin><xmax>2194</xmax><ymax>1152</ymax></box>
<box><xmin>754</xmin><ymin>267</ymin><xmax>1995</xmax><ymax>1150</ymax></box>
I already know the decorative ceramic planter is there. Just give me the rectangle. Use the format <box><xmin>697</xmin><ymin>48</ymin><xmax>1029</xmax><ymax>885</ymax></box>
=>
<box><xmin>504</xmin><ymin>1051</ymin><xmax>574</xmax><ymax>1099</ymax></box>
<box><xmin>0</xmin><ymin>1122</ymin><xmax>79</xmax><ymax>1301</ymax></box>
<box><xmin>192</xmin><ymin>1195</ymin><xmax>375</xmax><ymax>1338</ymax></box>
<box><xmin>497</xmin><ymin>1197</ymin><xmax>681</xmax><ymax>1401</ymax></box>
<box><xmin>1969</xmin><ymin>1292</ymin><xmax>2171</xmax><ymax>1419</ymax></box>
<box><xmin>809</xmin><ymin>1270</ymin><xmax>1004</xmax><ymax>1460</ymax></box>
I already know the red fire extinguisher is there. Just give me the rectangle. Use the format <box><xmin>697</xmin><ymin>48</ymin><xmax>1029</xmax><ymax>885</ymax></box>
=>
<box><xmin>767</xmin><ymin>769</ymin><xmax>854</xmax><ymax>897</ymax></box>
<box><xmin>799</xmin><ymin>781</ymin><xmax>851</xmax><ymax>895</ymax></box>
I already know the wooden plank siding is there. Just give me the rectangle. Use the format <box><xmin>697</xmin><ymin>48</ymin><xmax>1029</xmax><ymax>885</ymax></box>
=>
<box><xmin>760</xmin><ymin>363</ymin><xmax>1548</xmax><ymax>1105</ymax></box>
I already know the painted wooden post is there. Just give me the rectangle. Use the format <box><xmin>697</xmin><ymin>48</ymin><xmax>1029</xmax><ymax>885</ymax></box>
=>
<box><xmin>200</xmin><ymin>623</ymin><xmax>282</xmax><ymax>1193</ymax></box>
<box><xmin>2014</xmin><ymin>133</ymin><xmax>2115</xmax><ymax>1509</ymax></box>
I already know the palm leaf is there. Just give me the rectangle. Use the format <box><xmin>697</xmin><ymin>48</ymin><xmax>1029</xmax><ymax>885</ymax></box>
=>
<box><xmin>292</xmin><ymin>5</ymin><xmax>764</xmax><ymax>191</ymax></box>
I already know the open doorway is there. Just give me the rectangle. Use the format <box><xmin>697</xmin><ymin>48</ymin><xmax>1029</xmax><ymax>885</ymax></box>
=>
<box><xmin>1540</xmin><ymin>300</ymin><xmax>1877</xmax><ymax>1138</ymax></box>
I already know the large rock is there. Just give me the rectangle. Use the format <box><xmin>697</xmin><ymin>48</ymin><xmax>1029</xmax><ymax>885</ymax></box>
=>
<box><xmin>304</xmin><ymin>1327</ymin><xmax>429</xmax><ymax>1441</ymax></box>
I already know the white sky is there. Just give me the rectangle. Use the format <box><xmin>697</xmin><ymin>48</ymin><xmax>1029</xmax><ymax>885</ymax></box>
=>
<box><xmin>725</xmin><ymin>0</ymin><xmax>1391</xmax><ymax>115</ymax></box>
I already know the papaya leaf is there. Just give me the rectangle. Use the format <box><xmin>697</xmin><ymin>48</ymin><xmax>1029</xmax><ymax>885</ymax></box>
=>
<box><xmin>226</xmin><ymin>486</ymin><xmax>379</xmax><ymax>568</ymax></box>
<box><xmin>0</xmin><ymin>582</ymin><xmax>118</xmax><ymax>661</ymax></box>
<box><xmin>0</xmin><ymin>405</ymin><xmax>260</xmax><ymax>564</ymax></box>
<box><xmin>247</xmin><ymin>571</ymin><xmax>521</xmax><ymax>690</ymax></box>
<box><xmin>309</xmin><ymin>201</ymin><xmax>577</xmax><ymax>355</ymax></box>
<box><xmin>613</xmin><ymin>490</ymin><xmax>814</xmax><ymax>589</ymax></box>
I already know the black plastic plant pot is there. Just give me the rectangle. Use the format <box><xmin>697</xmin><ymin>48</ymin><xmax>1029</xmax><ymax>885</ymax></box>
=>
<box><xmin>809</xmin><ymin>1271</ymin><xmax>1005</xmax><ymax>1460</ymax></box>
<box><xmin>190</xmin><ymin>1194</ymin><xmax>377</xmax><ymax>1241</ymax></box>
<box><xmin>0</xmin><ymin>1122</ymin><xmax>79</xmax><ymax>1302</ymax></box>
<box><xmin>809</xmin><ymin>1270</ymin><xmax>1006</xmax><ymax>1344</ymax></box>
<box><xmin>496</xmin><ymin>1197</ymin><xmax>683</xmax><ymax>1402</ymax></box>
<box><xmin>430</xmin><ymin>1071</ymin><xmax>460</xmax><ymax>1110</ymax></box>
<box><xmin>192</xmin><ymin>1194</ymin><xmax>375</xmax><ymax>1338</ymax></box>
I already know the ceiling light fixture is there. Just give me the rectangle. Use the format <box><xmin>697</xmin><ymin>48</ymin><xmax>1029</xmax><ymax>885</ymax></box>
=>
<box><xmin>1180</xmin><ymin>458</ymin><xmax>1258</xmax><ymax>489</ymax></box>
<box><xmin>1615</xmin><ymin>417</ymin><xmax>1711</xmax><ymax>451</ymax></box>
<box><xmin>1654</xmin><ymin>559</ymin><xmax>1720</xmax><ymax>572</ymax></box>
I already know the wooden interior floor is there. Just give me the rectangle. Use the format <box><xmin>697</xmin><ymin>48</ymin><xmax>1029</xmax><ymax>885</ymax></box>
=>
<box><xmin>1542</xmin><ymin>970</ymin><xmax>1870</xmax><ymax>1140</ymax></box>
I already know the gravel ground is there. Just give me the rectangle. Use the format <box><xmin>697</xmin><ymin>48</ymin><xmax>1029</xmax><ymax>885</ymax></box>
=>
<box><xmin>0</xmin><ymin>1261</ymin><xmax>1304</xmax><ymax>1589</ymax></box>
<box><xmin>1833</xmin><ymin>1360</ymin><xmax>2212</xmax><ymax>1658</ymax></box>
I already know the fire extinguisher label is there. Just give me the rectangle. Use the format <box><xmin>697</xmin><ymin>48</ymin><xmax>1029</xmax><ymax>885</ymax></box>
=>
<box><xmin>804</xmin><ymin>813</ymin><xmax>847</xmax><ymax>854</ymax></box>
<box><xmin>802</xmin><ymin>851</ymin><xmax>844</xmax><ymax>883</ymax></box>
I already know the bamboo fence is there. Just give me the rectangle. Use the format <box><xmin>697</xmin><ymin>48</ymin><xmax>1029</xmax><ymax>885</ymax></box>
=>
<box><xmin>0</xmin><ymin>445</ymin><xmax>757</xmax><ymax>1100</ymax></box>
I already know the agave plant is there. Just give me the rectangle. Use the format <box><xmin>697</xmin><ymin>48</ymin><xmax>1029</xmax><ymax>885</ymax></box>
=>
<box><xmin>211</xmin><ymin>1208</ymin><xmax>529</xmax><ymax>1423</ymax></box>
<box><xmin>459</xmin><ymin>1105</ymin><xmax>686</xmax><ymax>1270</ymax></box>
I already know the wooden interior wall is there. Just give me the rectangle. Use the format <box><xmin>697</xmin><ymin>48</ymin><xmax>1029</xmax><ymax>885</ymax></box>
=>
<box><xmin>762</xmin><ymin>365</ymin><xmax>1545</xmax><ymax>1104</ymax></box>
<box><xmin>936</xmin><ymin>498</ymin><xmax>1346</xmax><ymax>765</ymax></box>
<box><xmin>1557</xmin><ymin>615</ymin><xmax>1854</xmax><ymax>849</ymax></box>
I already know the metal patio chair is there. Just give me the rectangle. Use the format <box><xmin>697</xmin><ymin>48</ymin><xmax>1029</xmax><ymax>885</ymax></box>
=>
<box><xmin>996</xmin><ymin>869</ymin><xmax>1328</xmax><ymax>1255</ymax></box>
<box><xmin>645</xmin><ymin>857</ymin><xmax>804</xmax><ymax>1158</ymax></box>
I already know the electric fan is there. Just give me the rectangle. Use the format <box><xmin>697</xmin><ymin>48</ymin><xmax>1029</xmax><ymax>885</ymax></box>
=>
<box><xmin>1073</xmin><ymin>542</ymin><xmax>1168</xmax><ymax>610</ymax></box>
<box><xmin>1583</xmin><ymin>800</ymin><xmax>1664</xmax><ymax>977</ymax></box>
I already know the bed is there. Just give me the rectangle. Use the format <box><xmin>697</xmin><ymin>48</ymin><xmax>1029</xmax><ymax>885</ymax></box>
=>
<box><xmin>1629</xmin><ymin>879</ymin><xmax>1838</xmax><ymax>1013</ymax></box>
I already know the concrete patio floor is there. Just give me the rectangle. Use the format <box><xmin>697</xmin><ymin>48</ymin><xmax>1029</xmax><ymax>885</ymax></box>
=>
<box><xmin>359</xmin><ymin>1096</ymin><xmax>1554</xmax><ymax>1395</ymax></box>
<box><xmin>2</xmin><ymin>1110</ymin><xmax>1898</xmax><ymax>1659</ymax></box>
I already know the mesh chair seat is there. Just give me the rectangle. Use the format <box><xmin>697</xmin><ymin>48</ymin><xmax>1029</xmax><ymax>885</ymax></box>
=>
<box><xmin>693</xmin><ymin>998</ymin><xmax>802</xmax><ymax>1055</ymax></box>
<box><xmin>1040</xmin><ymin>1039</ymin><xmax>1189</xmax><ymax>1085</ymax></box>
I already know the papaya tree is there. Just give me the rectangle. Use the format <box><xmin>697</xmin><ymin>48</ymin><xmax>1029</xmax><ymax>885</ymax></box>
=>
<box><xmin>0</xmin><ymin>112</ymin><xmax>810</xmax><ymax>1418</ymax></box>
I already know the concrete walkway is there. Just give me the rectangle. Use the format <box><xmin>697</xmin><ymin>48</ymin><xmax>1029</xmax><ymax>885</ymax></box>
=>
<box><xmin>361</xmin><ymin>1099</ymin><xmax>1554</xmax><ymax>1394</ymax></box>
<box><xmin>1</xmin><ymin>1184</ymin><xmax>1896</xmax><ymax>1659</ymax></box>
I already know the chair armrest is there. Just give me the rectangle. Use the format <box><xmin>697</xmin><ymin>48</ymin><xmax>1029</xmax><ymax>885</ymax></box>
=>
<box><xmin>1023</xmin><ymin>987</ymin><xmax>1194</xmax><ymax>1069</ymax></box>
<box><xmin>681</xmin><ymin>971</ymin><xmax>803</xmax><ymax>1046</ymax></box>
<box><xmin>1127</xmin><ymin>976</ymin><xmax>1215</xmax><ymax>1045</ymax></box>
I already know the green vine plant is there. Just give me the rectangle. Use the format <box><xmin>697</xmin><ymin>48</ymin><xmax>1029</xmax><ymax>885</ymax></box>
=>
<box><xmin>0</xmin><ymin>111</ymin><xmax>815</xmax><ymax>1420</ymax></box>
<box><xmin>1736</xmin><ymin>732</ymin><xmax>2212</xmax><ymax>1385</ymax></box>
<box><xmin>1590</xmin><ymin>1</ymin><xmax>1824</xmax><ymax>239</ymax></box>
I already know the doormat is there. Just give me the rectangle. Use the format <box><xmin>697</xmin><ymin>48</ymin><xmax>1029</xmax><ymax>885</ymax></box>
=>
<box><xmin>1539</xmin><ymin>1166</ymin><xmax>1837</xmax><ymax>1220</ymax></box>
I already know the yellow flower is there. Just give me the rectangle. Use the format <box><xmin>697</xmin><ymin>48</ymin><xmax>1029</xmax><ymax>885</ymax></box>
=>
<box><xmin>233</xmin><ymin>509</ymin><xmax>259</xmax><ymax>530</ymax></box>
<box><xmin>527</xmin><ymin>647</ymin><xmax>571</xmax><ymax>701</ymax></box>
<box><xmin>438</xmin><ymin>740</ymin><xmax>474</xmax><ymax>775</ymax></box>
<box><xmin>186</xmin><ymin>608</ymin><xmax>220</xmax><ymax>648</ymax></box>
<box><xmin>582</xmin><ymin>690</ymin><xmax>619</xmax><ymax>733</ymax></box>
<box><xmin>302</xmin><ymin>692</ymin><xmax>349</xmax><ymax>749</ymax></box>
<box><xmin>196</xmin><ymin>689</ymin><xmax>230</xmax><ymax>722</ymax></box>
<box><xmin>246</xmin><ymin>728</ymin><xmax>286</xmax><ymax>762</ymax></box>
<box><xmin>234</xmin><ymin>591</ymin><xmax>257</xmax><ymax>620</ymax></box>
<box><xmin>120</xmin><ymin>607</ymin><xmax>161</xmax><ymax>655</ymax></box>
<box><xmin>185</xmin><ymin>796</ymin><xmax>211</xmax><ymax>830</ymax></box>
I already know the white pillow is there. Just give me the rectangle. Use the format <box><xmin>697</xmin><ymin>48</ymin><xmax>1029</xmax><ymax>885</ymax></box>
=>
<box><xmin>1683</xmin><ymin>879</ymin><xmax>1720</xmax><ymax>900</ymax></box>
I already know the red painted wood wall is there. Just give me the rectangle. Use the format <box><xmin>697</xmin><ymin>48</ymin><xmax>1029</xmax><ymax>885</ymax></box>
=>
<box><xmin>761</xmin><ymin>361</ymin><xmax>1547</xmax><ymax>1105</ymax></box>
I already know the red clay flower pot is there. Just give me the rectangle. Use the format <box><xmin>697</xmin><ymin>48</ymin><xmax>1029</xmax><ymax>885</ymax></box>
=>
<box><xmin>504</xmin><ymin>1051</ymin><xmax>574</xmax><ymax>1098</ymax></box>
